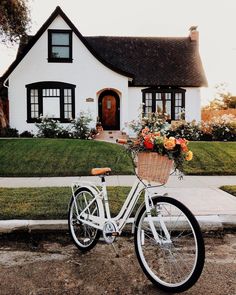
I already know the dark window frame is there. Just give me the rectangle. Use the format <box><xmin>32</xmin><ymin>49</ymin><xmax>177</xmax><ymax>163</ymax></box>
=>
<box><xmin>48</xmin><ymin>29</ymin><xmax>73</xmax><ymax>63</ymax></box>
<box><xmin>26</xmin><ymin>81</ymin><xmax>76</xmax><ymax>123</ymax></box>
<box><xmin>142</xmin><ymin>87</ymin><xmax>186</xmax><ymax>121</ymax></box>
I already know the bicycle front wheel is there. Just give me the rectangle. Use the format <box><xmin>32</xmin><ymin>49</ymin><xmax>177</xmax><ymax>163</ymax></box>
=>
<box><xmin>68</xmin><ymin>187</ymin><xmax>100</xmax><ymax>252</ymax></box>
<box><xmin>134</xmin><ymin>196</ymin><xmax>205</xmax><ymax>293</ymax></box>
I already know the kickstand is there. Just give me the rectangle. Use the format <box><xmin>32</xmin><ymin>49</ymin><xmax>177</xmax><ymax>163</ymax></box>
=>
<box><xmin>111</xmin><ymin>242</ymin><xmax>120</xmax><ymax>258</ymax></box>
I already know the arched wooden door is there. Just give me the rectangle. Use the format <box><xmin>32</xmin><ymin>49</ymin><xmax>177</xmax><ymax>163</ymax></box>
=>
<box><xmin>98</xmin><ymin>91</ymin><xmax>120</xmax><ymax>130</ymax></box>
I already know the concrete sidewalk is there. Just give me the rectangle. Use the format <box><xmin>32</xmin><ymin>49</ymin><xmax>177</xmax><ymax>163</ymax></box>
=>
<box><xmin>0</xmin><ymin>175</ymin><xmax>236</xmax><ymax>233</ymax></box>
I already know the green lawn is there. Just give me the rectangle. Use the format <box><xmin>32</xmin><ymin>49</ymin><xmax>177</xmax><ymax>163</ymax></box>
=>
<box><xmin>0</xmin><ymin>187</ymin><xmax>139</xmax><ymax>220</ymax></box>
<box><xmin>0</xmin><ymin>139</ymin><xmax>235</xmax><ymax>176</ymax></box>
<box><xmin>183</xmin><ymin>142</ymin><xmax>236</xmax><ymax>175</ymax></box>
<box><xmin>220</xmin><ymin>185</ymin><xmax>236</xmax><ymax>197</ymax></box>
<box><xmin>0</xmin><ymin>139</ymin><xmax>134</xmax><ymax>177</ymax></box>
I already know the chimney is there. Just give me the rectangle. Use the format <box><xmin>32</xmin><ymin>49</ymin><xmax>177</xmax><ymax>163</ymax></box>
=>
<box><xmin>189</xmin><ymin>26</ymin><xmax>199</xmax><ymax>42</ymax></box>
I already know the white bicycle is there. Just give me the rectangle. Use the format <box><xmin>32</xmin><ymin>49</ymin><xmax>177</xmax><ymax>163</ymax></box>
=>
<box><xmin>68</xmin><ymin>141</ymin><xmax>205</xmax><ymax>293</ymax></box>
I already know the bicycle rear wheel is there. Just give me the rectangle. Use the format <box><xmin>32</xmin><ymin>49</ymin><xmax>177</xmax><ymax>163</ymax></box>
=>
<box><xmin>68</xmin><ymin>187</ymin><xmax>100</xmax><ymax>252</ymax></box>
<box><xmin>134</xmin><ymin>196</ymin><xmax>205</xmax><ymax>293</ymax></box>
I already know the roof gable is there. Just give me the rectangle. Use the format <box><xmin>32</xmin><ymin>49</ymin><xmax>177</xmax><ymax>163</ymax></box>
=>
<box><xmin>1</xmin><ymin>6</ymin><xmax>133</xmax><ymax>82</ymax></box>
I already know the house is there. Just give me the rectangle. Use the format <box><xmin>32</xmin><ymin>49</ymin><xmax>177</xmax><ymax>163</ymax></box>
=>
<box><xmin>0</xmin><ymin>6</ymin><xmax>207</xmax><ymax>135</ymax></box>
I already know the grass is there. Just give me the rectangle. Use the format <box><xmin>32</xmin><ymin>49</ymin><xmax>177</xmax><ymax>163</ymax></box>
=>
<box><xmin>220</xmin><ymin>186</ymin><xmax>236</xmax><ymax>197</ymax></box>
<box><xmin>0</xmin><ymin>139</ymin><xmax>235</xmax><ymax>176</ymax></box>
<box><xmin>0</xmin><ymin>139</ymin><xmax>134</xmax><ymax>177</ymax></box>
<box><xmin>0</xmin><ymin>186</ymin><xmax>140</xmax><ymax>220</ymax></box>
<box><xmin>183</xmin><ymin>142</ymin><xmax>236</xmax><ymax>175</ymax></box>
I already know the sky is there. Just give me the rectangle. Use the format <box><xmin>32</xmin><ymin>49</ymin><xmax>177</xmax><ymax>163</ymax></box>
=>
<box><xmin>1</xmin><ymin>0</ymin><xmax>236</xmax><ymax>105</ymax></box>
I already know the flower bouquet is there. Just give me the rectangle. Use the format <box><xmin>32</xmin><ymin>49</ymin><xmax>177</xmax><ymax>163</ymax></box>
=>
<box><xmin>128</xmin><ymin>127</ymin><xmax>193</xmax><ymax>184</ymax></box>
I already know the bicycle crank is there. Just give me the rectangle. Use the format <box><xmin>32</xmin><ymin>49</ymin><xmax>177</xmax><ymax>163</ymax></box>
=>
<box><xmin>103</xmin><ymin>221</ymin><xmax>119</xmax><ymax>244</ymax></box>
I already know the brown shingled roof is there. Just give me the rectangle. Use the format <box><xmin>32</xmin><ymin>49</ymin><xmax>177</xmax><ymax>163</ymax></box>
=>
<box><xmin>85</xmin><ymin>36</ymin><xmax>207</xmax><ymax>87</ymax></box>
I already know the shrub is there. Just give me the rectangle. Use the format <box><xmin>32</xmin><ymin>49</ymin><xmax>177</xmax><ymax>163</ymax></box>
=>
<box><xmin>128</xmin><ymin>112</ymin><xmax>236</xmax><ymax>142</ymax></box>
<box><xmin>71</xmin><ymin>112</ymin><xmax>92</xmax><ymax>139</ymax></box>
<box><xmin>35</xmin><ymin>113</ymin><xmax>93</xmax><ymax>139</ymax></box>
<box><xmin>128</xmin><ymin>112</ymin><xmax>170</xmax><ymax>136</ymax></box>
<box><xmin>20</xmin><ymin>130</ymin><xmax>34</xmax><ymax>138</ymax></box>
<box><xmin>167</xmin><ymin>121</ymin><xmax>202</xmax><ymax>141</ymax></box>
<box><xmin>0</xmin><ymin>127</ymin><xmax>19</xmax><ymax>137</ymax></box>
<box><xmin>35</xmin><ymin>116</ymin><xmax>61</xmax><ymax>138</ymax></box>
<box><xmin>57</xmin><ymin>127</ymin><xmax>72</xmax><ymax>139</ymax></box>
<box><xmin>203</xmin><ymin>115</ymin><xmax>236</xmax><ymax>141</ymax></box>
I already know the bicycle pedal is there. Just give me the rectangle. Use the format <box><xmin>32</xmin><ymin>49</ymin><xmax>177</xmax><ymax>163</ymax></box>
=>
<box><xmin>112</xmin><ymin>232</ymin><xmax>119</xmax><ymax>237</ymax></box>
<box><xmin>106</xmin><ymin>232</ymin><xmax>119</xmax><ymax>237</ymax></box>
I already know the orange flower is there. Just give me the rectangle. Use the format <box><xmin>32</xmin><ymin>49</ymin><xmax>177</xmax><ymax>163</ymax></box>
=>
<box><xmin>185</xmin><ymin>151</ymin><xmax>193</xmax><ymax>161</ymax></box>
<box><xmin>153</xmin><ymin>131</ymin><xmax>161</xmax><ymax>137</ymax></box>
<box><xmin>141</xmin><ymin>127</ymin><xmax>150</xmax><ymax>137</ymax></box>
<box><xmin>181</xmin><ymin>143</ymin><xmax>188</xmax><ymax>152</ymax></box>
<box><xmin>176</xmin><ymin>138</ymin><xmax>188</xmax><ymax>152</ymax></box>
<box><xmin>164</xmin><ymin>137</ymin><xmax>176</xmax><ymax>150</ymax></box>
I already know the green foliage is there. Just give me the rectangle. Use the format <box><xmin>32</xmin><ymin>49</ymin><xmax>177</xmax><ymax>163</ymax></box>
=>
<box><xmin>129</xmin><ymin>111</ymin><xmax>235</xmax><ymax>141</ymax></box>
<box><xmin>19</xmin><ymin>130</ymin><xmax>34</xmax><ymax>137</ymax></box>
<box><xmin>35</xmin><ymin>113</ymin><xmax>93</xmax><ymax>139</ymax></box>
<box><xmin>71</xmin><ymin>112</ymin><xmax>92</xmax><ymax>139</ymax></box>
<box><xmin>203</xmin><ymin>83</ymin><xmax>236</xmax><ymax>110</ymax></box>
<box><xmin>128</xmin><ymin>112</ymin><xmax>169</xmax><ymax>134</ymax></box>
<box><xmin>0</xmin><ymin>127</ymin><xmax>19</xmax><ymax>137</ymax></box>
<box><xmin>167</xmin><ymin>121</ymin><xmax>202</xmax><ymax>141</ymax></box>
<box><xmin>167</xmin><ymin>116</ymin><xmax>236</xmax><ymax>142</ymax></box>
<box><xmin>35</xmin><ymin>117</ymin><xmax>61</xmax><ymax>138</ymax></box>
<box><xmin>0</xmin><ymin>0</ymin><xmax>30</xmax><ymax>43</ymax></box>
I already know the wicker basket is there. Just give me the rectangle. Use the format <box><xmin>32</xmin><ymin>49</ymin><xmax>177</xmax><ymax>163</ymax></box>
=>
<box><xmin>136</xmin><ymin>152</ymin><xmax>173</xmax><ymax>184</ymax></box>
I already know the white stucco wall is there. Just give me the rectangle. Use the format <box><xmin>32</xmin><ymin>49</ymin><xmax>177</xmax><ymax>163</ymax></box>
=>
<box><xmin>8</xmin><ymin>16</ymin><xmax>129</xmax><ymax>133</ymax></box>
<box><xmin>184</xmin><ymin>87</ymin><xmax>201</xmax><ymax>122</ymax></box>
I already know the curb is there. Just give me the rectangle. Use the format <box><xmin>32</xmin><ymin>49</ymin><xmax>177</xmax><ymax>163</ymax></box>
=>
<box><xmin>0</xmin><ymin>215</ymin><xmax>236</xmax><ymax>234</ymax></box>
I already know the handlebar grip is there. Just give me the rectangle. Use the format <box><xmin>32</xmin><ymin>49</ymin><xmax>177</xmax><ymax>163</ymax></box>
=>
<box><xmin>116</xmin><ymin>138</ymin><xmax>128</xmax><ymax>144</ymax></box>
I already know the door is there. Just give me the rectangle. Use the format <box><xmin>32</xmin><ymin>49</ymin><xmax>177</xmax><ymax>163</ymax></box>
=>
<box><xmin>98</xmin><ymin>91</ymin><xmax>120</xmax><ymax>130</ymax></box>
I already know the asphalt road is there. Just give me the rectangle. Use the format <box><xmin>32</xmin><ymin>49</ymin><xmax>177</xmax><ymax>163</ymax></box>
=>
<box><xmin>0</xmin><ymin>232</ymin><xmax>235</xmax><ymax>295</ymax></box>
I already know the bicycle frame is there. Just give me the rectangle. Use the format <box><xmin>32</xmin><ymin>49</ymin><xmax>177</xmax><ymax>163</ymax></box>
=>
<box><xmin>71</xmin><ymin>177</ymin><xmax>142</xmax><ymax>232</ymax></box>
<box><xmin>71</xmin><ymin>176</ymin><xmax>171</xmax><ymax>244</ymax></box>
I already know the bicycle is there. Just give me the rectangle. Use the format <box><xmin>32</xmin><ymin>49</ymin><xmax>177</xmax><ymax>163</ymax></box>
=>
<box><xmin>68</xmin><ymin>139</ymin><xmax>205</xmax><ymax>293</ymax></box>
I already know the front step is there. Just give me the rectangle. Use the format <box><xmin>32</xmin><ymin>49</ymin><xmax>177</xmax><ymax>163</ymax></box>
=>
<box><xmin>95</xmin><ymin>130</ymin><xmax>128</xmax><ymax>143</ymax></box>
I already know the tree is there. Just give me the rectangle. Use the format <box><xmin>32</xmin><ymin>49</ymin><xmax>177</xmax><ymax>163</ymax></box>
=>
<box><xmin>0</xmin><ymin>0</ymin><xmax>30</xmax><ymax>44</ymax></box>
<box><xmin>203</xmin><ymin>83</ymin><xmax>236</xmax><ymax>110</ymax></box>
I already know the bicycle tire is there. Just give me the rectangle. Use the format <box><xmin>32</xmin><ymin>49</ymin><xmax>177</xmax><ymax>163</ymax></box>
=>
<box><xmin>134</xmin><ymin>196</ymin><xmax>205</xmax><ymax>293</ymax></box>
<box><xmin>68</xmin><ymin>187</ymin><xmax>101</xmax><ymax>252</ymax></box>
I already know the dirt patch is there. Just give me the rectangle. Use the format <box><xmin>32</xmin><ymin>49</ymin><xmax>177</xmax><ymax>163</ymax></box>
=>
<box><xmin>0</xmin><ymin>233</ymin><xmax>235</xmax><ymax>295</ymax></box>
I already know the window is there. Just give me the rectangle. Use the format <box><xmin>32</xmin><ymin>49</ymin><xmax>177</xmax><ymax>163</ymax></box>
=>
<box><xmin>30</xmin><ymin>89</ymin><xmax>39</xmax><ymax>119</ymax></box>
<box><xmin>48</xmin><ymin>30</ymin><xmax>72</xmax><ymax>62</ymax></box>
<box><xmin>142</xmin><ymin>88</ymin><xmax>185</xmax><ymax>121</ymax></box>
<box><xmin>26</xmin><ymin>82</ymin><xmax>75</xmax><ymax>123</ymax></box>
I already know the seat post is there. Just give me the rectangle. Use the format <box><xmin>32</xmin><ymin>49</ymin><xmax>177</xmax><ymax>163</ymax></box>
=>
<box><xmin>100</xmin><ymin>175</ymin><xmax>111</xmax><ymax>219</ymax></box>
